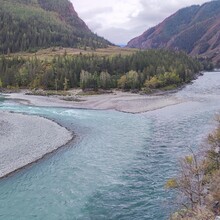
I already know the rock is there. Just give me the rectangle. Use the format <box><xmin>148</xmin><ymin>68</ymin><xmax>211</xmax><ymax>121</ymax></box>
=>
<box><xmin>213</xmin><ymin>201</ymin><xmax>220</xmax><ymax>209</ymax></box>
<box><xmin>213</xmin><ymin>201</ymin><xmax>220</xmax><ymax>215</ymax></box>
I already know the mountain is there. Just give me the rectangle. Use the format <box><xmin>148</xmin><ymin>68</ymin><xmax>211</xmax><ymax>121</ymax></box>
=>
<box><xmin>127</xmin><ymin>1</ymin><xmax>220</xmax><ymax>64</ymax></box>
<box><xmin>0</xmin><ymin>0</ymin><xmax>111</xmax><ymax>53</ymax></box>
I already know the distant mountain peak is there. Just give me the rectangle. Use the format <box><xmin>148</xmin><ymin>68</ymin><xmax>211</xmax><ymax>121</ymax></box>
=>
<box><xmin>127</xmin><ymin>1</ymin><xmax>220</xmax><ymax>64</ymax></box>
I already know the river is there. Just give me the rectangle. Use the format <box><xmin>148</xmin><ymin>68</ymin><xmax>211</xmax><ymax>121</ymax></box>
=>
<box><xmin>0</xmin><ymin>72</ymin><xmax>220</xmax><ymax>220</ymax></box>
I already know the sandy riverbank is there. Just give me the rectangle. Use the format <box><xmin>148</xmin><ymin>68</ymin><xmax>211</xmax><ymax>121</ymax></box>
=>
<box><xmin>6</xmin><ymin>90</ymin><xmax>184</xmax><ymax>113</ymax></box>
<box><xmin>0</xmin><ymin>111</ymin><xmax>73</xmax><ymax>178</ymax></box>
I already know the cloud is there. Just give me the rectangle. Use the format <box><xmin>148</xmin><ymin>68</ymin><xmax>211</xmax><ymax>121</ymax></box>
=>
<box><xmin>96</xmin><ymin>27</ymin><xmax>138</xmax><ymax>45</ymax></box>
<box><xmin>80</xmin><ymin>7</ymin><xmax>113</xmax><ymax>18</ymax></box>
<box><xmin>71</xmin><ymin>0</ymin><xmax>211</xmax><ymax>45</ymax></box>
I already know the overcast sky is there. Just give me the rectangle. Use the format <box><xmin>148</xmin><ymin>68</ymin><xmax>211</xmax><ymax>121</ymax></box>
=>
<box><xmin>71</xmin><ymin>0</ymin><xmax>211</xmax><ymax>45</ymax></box>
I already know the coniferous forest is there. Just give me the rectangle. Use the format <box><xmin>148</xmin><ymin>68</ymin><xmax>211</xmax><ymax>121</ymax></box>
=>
<box><xmin>0</xmin><ymin>0</ymin><xmax>111</xmax><ymax>54</ymax></box>
<box><xmin>0</xmin><ymin>50</ymin><xmax>209</xmax><ymax>91</ymax></box>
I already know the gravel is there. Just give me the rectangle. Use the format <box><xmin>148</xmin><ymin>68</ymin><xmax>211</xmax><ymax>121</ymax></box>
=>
<box><xmin>0</xmin><ymin>112</ymin><xmax>73</xmax><ymax>178</ymax></box>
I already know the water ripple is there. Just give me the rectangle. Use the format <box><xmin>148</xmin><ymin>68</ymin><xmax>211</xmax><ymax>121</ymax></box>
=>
<box><xmin>0</xmin><ymin>72</ymin><xmax>220</xmax><ymax>219</ymax></box>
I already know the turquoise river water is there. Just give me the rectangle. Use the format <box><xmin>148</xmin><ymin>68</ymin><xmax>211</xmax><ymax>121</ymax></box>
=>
<box><xmin>0</xmin><ymin>72</ymin><xmax>220</xmax><ymax>220</ymax></box>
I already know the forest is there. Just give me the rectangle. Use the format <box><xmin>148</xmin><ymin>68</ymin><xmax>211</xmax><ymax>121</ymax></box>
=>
<box><xmin>0</xmin><ymin>49</ymin><xmax>211</xmax><ymax>91</ymax></box>
<box><xmin>0</xmin><ymin>0</ymin><xmax>110</xmax><ymax>54</ymax></box>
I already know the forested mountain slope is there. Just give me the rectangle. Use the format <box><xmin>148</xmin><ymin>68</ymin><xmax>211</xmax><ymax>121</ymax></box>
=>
<box><xmin>0</xmin><ymin>0</ymin><xmax>111</xmax><ymax>53</ymax></box>
<box><xmin>127</xmin><ymin>1</ymin><xmax>220</xmax><ymax>64</ymax></box>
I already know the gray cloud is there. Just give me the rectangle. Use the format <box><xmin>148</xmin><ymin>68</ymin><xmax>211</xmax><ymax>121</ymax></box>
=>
<box><xmin>97</xmin><ymin>27</ymin><xmax>138</xmax><ymax>45</ymax></box>
<box><xmin>80</xmin><ymin>7</ymin><xmax>113</xmax><ymax>18</ymax></box>
<box><xmin>72</xmin><ymin>0</ymin><xmax>211</xmax><ymax>45</ymax></box>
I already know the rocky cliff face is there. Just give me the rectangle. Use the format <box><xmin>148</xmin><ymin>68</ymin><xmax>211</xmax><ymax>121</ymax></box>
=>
<box><xmin>127</xmin><ymin>1</ymin><xmax>220</xmax><ymax>63</ymax></box>
<box><xmin>38</xmin><ymin>0</ymin><xmax>90</xmax><ymax>32</ymax></box>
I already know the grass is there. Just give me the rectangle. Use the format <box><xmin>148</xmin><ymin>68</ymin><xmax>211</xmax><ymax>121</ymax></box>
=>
<box><xmin>25</xmin><ymin>90</ymin><xmax>71</xmax><ymax>96</ymax></box>
<box><xmin>78</xmin><ymin>89</ymin><xmax>113</xmax><ymax>96</ymax></box>
<box><xmin>8</xmin><ymin>46</ymin><xmax>138</xmax><ymax>60</ymax></box>
<box><xmin>161</xmin><ymin>84</ymin><xmax>178</xmax><ymax>91</ymax></box>
<box><xmin>61</xmin><ymin>96</ymin><xmax>84</xmax><ymax>102</ymax></box>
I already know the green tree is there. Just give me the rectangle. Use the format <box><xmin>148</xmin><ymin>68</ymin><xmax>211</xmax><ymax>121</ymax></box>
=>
<box><xmin>166</xmin><ymin>150</ymin><xmax>205</xmax><ymax>210</ymax></box>
<box><xmin>80</xmin><ymin>70</ymin><xmax>92</xmax><ymax>90</ymax></box>
<box><xmin>99</xmin><ymin>71</ymin><xmax>111</xmax><ymax>89</ymax></box>
<box><xmin>126</xmin><ymin>70</ymin><xmax>140</xmax><ymax>90</ymax></box>
<box><xmin>63</xmin><ymin>77</ymin><xmax>69</xmax><ymax>91</ymax></box>
<box><xmin>144</xmin><ymin>76</ymin><xmax>162</xmax><ymax>89</ymax></box>
<box><xmin>117</xmin><ymin>70</ymin><xmax>139</xmax><ymax>90</ymax></box>
<box><xmin>117</xmin><ymin>75</ymin><xmax>127</xmax><ymax>90</ymax></box>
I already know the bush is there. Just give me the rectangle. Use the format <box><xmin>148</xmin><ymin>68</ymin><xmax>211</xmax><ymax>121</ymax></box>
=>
<box><xmin>117</xmin><ymin>70</ymin><xmax>140</xmax><ymax>90</ymax></box>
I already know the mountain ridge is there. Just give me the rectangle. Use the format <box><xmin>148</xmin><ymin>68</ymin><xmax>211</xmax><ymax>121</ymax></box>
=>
<box><xmin>0</xmin><ymin>0</ymin><xmax>111</xmax><ymax>53</ymax></box>
<box><xmin>127</xmin><ymin>1</ymin><xmax>220</xmax><ymax>64</ymax></box>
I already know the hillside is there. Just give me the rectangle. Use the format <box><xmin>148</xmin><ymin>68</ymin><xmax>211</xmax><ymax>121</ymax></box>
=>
<box><xmin>127</xmin><ymin>1</ymin><xmax>220</xmax><ymax>64</ymax></box>
<box><xmin>0</xmin><ymin>0</ymin><xmax>111</xmax><ymax>53</ymax></box>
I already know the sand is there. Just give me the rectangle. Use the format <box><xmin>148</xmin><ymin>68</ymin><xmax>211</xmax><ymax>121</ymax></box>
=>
<box><xmin>0</xmin><ymin>112</ymin><xmax>73</xmax><ymax>178</ymax></box>
<box><xmin>6</xmin><ymin>90</ymin><xmax>184</xmax><ymax>113</ymax></box>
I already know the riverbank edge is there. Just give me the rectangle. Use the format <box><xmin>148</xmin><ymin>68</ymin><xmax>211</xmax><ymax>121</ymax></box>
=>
<box><xmin>2</xmin><ymin>72</ymin><xmax>205</xmax><ymax>114</ymax></box>
<box><xmin>168</xmin><ymin>118</ymin><xmax>220</xmax><ymax>220</ymax></box>
<box><xmin>0</xmin><ymin>111</ymin><xmax>75</xmax><ymax>179</ymax></box>
<box><xmin>3</xmin><ymin>89</ymin><xmax>185</xmax><ymax>114</ymax></box>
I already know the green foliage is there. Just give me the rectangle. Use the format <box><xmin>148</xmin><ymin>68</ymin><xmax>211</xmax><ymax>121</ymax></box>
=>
<box><xmin>118</xmin><ymin>70</ymin><xmax>140</xmax><ymax>90</ymax></box>
<box><xmin>0</xmin><ymin>50</ymin><xmax>202</xmax><ymax>90</ymax></box>
<box><xmin>117</xmin><ymin>75</ymin><xmax>127</xmax><ymax>89</ymax></box>
<box><xmin>161</xmin><ymin>84</ymin><xmax>177</xmax><ymax>91</ymax></box>
<box><xmin>185</xmin><ymin>155</ymin><xmax>193</xmax><ymax>165</ymax></box>
<box><xmin>26</xmin><ymin>89</ymin><xmax>70</xmax><ymax>96</ymax></box>
<box><xmin>0</xmin><ymin>0</ymin><xmax>110</xmax><ymax>54</ymax></box>
<box><xmin>144</xmin><ymin>76</ymin><xmax>162</xmax><ymax>89</ymax></box>
<box><xmin>165</xmin><ymin>178</ymin><xmax>178</xmax><ymax>189</ymax></box>
<box><xmin>63</xmin><ymin>77</ymin><xmax>69</xmax><ymax>91</ymax></box>
<box><xmin>80</xmin><ymin>70</ymin><xmax>93</xmax><ymax>90</ymax></box>
<box><xmin>99</xmin><ymin>71</ymin><xmax>111</xmax><ymax>89</ymax></box>
<box><xmin>144</xmin><ymin>71</ymin><xmax>181</xmax><ymax>89</ymax></box>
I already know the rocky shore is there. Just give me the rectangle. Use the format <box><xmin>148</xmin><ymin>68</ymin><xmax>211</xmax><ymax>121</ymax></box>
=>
<box><xmin>0</xmin><ymin>111</ymin><xmax>73</xmax><ymax>178</ymax></box>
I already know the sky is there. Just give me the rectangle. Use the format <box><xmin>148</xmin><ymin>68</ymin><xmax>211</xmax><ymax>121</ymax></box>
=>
<box><xmin>71</xmin><ymin>0</ymin><xmax>211</xmax><ymax>45</ymax></box>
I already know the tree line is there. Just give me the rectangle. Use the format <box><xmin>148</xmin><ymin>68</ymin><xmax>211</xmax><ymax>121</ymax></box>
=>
<box><xmin>0</xmin><ymin>50</ymin><xmax>209</xmax><ymax>91</ymax></box>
